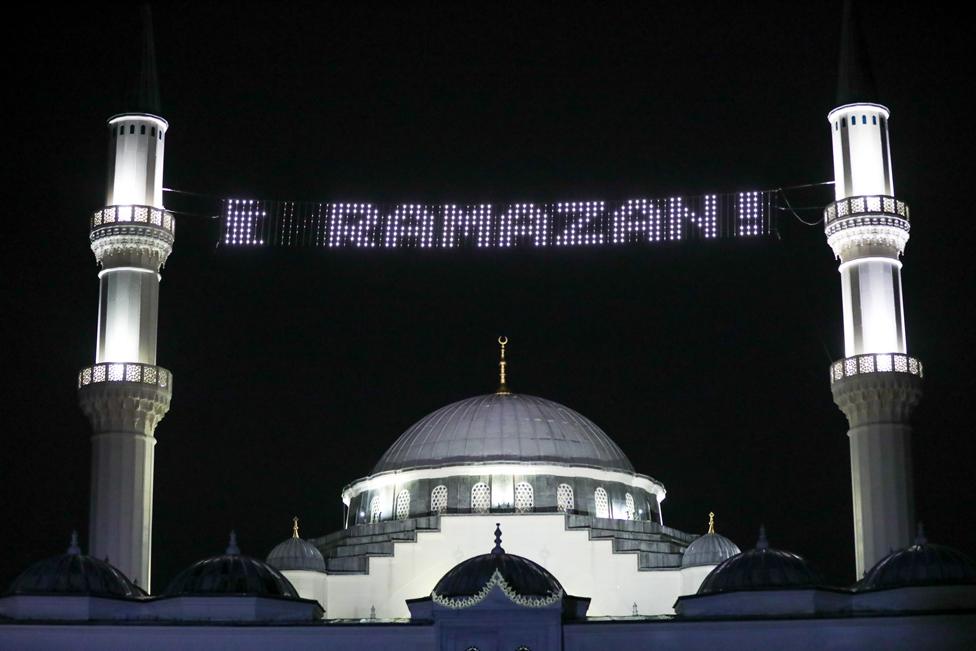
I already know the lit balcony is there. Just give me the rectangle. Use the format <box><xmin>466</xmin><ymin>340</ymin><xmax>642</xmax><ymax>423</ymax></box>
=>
<box><xmin>823</xmin><ymin>195</ymin><xmax>909</xmax><ymax>233</ymax></box>
<box><xmin>90</xmin><ymin>205</ymin><xmax>176</xmax><ymax>241</ymax></box>
<box><xmin>77</xmin><ymin>362</ymin><xmax>173</xmax><ymax>392</ymax></box>
<box><xmin>829</xmin><ymin>353</ymin><xmax>923</xmax><ymax>385</ymax></box>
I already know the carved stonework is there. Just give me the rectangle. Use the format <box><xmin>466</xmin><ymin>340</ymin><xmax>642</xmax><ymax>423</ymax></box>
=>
<box><xmin>827</xmin><ymin>223</ymin><xmax>910</xmax><ymax>261</ymax></box>
<box><xmin>90</xmin><ymin>232</ymin><xmax>173</xmax><ymax>271</ymax></box>
<box><xmin>78</xmin><ymin>381</ymin><xmax>172</xmax><ymax>436</ymax></box>
<box><xmin>831</xmin><ymin>371</ymin><xmax>923</xmax><ymax>429</ymax></box>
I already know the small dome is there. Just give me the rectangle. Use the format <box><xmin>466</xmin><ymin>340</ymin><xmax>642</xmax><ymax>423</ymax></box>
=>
<box><xmin>266</xmin><ymin>518</ymin><xmax>326</xmax><ymax>572</ymax></box>
<box><xmin>164</xmin><ymin>532</ymin><xmax>299</xmax><ymax>598</ymax></box>
<box><xmin>698</xmin><ymin>526</ymin><xmax>821</xmax><ymax>594</ymax></box>
<box><xmin>6</xmin><ymin>532</ymin><xmax>141</xmax><ymax>598</ymax></box>
<box><xmin>432</xmin><ymin>524</ymin><xmax>564</xmax><ymax>608</ymax></box>
<box><xmin>859</xmin><ymin>525</ymin><xmax>976</xmax><ymax>591</ymax></box>
<box><xmin>374</xmin><ymin>393</ymin><xmax>634</xmax><ymax>474</ymax></box>
<box><xmin>682</xmin><ymin>513</ymin><xmax>741</xmax><ymax>568</ymax></box>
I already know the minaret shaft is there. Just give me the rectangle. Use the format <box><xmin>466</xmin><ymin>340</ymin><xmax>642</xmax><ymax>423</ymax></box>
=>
<box><xmin>825</xmin><ymin>100</ymin><xmax>922</xmax><ymax>577</ymax></box>
<box><xmin>78</xmin><ymin>109</ymin><xmax>174</xmax><ymax>591</ymax></box>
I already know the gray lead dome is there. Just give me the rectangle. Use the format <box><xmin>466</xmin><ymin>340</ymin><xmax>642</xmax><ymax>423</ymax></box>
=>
<box><xmin>682</xmin><ymin>532</ymin><xmax>741</xmax><ymax>568</ymax></box>
<box><xmin>373</xmin><ymin>393</ymin><xmax>634</xmax><ymax>473</ymax></box>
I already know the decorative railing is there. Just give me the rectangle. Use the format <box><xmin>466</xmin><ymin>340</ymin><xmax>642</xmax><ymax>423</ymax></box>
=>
<box><xmin>77</xmin><ymin>362</ymin><xmax>172</xmax><ymax>391</ymax></box>
<box><xmin>824</xmin><ymin>195</ymin><xmax>910</xmax><ymax>230</ymax></box>
<box><xmin>829</xmin><ymin>353</ymin><xmax>923</xmax><ymax>385</ymax></box>
<box><xmin>91</xmin><ymin>205</ymin><xmax>175</xmax><ymax>236</ymax></box>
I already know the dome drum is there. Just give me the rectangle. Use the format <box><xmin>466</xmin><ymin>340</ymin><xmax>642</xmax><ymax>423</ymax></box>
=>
<box><xmin>343</xmin><ymin>468</ymin><xmax>661</xmax><ymax>527</ymax></box>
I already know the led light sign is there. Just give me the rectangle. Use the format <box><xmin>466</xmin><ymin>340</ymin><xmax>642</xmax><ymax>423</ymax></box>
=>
<box><xmin>221</xmin><ymin>191</ymin><xmax>772</xmax><ymax>249</ymax></box>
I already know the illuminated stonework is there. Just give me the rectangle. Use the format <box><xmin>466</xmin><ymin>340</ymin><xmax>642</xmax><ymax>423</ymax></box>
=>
<box><xmin>431</xmin><ymin>569</ymin><xmax>564</xmax><ymax>609</ymax></box>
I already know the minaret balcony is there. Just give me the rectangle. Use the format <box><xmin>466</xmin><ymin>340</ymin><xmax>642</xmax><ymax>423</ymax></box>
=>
<box><xmin>829</xmin><ymin>353</ymin><xmax>923</xmax><ymax>385</ymax></box>
<box><xmin>78</xmin><ymin>362</ymin><xmax>173</xmax><ymax>393</ymax></box>
<box><xmin>89</xmin><ymin>206</ymin><xmax>175</xmax><ymax>268</ymax></box>
<box><xmin>91</xmin><ymin>205</ymin><xmax>176</xmax><ymax>243</ymax></box>
<box><xmin>824</xmin><ymin>195</ymin><xmax>909</xmax><ymax>234</ymax></box>
<box><xmin>824</xmin><ymin>195</ymin><xmax>911</xmax><ymax>259</ymax></box>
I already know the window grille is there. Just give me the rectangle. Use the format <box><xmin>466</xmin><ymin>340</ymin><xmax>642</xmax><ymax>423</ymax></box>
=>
<box><xmin>395</xmin><ymin>490</ymin><xmax>410</xmax><ymax>521</ymax></box>
<box><xmin>595</xmin><ymin>487</ymin><xmax>609</xmax><ymax>519</ymax></box>
<box><xmin>431</xmin><ymin>485</ymin><xmax>448</xmax><ymax>514</ymax></box>
<box><xmin>514</xmin><ymin>482</ymin><xmax>534</xmax><ymax>513</ymax></box>
<box><xmin>369</xmin><ymin>496</ymin><xmax>382</xmax><ymax>523</ymax></box>
<box><xmin>471</xmin><ymin>482</ymin><xmax>491</xmax><ymax>513</ymax></box>
<box><xmin>557</xmin><ymin>484</ymin><xmax>574</xmax><ymax>512</ymax></box>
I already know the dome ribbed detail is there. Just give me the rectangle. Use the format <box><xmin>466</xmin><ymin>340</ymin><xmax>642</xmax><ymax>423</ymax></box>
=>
<box><xmin>682</xmin><ymin>532</ymin><xmax>741</xmax><ymax>568</ymax></box>
<box><xmin>697</xmin><ymin>529</ymin><xmax>821</xmax><ymax>594</ymax></box>
<box><xmin>164</xmin><ymin>554</ymin><xmax>299</xmax><ymax>598</ymax></box>
<box><xmin>7</xmin><ymin>554</ymin><xmax>141</xmax><ymax>598</ymax></box>
<box><xmin>859</xmin><ymin>541</ymin><xmax>976</xmax><ymax>591</ymax></box>
<box><xmin>374</xmin><ymin>393</ymin><xmax>633</xmax><ymax>474</ymax></box>
<box><xmin>267</xmin><ymin>537</ymin><xmax>326</xmax><ymax>572</ymax></box>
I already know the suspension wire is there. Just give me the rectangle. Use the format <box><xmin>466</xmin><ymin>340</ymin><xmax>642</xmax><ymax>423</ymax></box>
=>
<box><xmin>776</xmin><ymin>183</ymin><xmax>831</xmax><ymax>227</ymax></box>
<box><xmin>163</xmin><ymin>187</ymin><xmax>222</xmax><ymax>199</ymax></box>
<box><xmin>166</xmin><ymin>207</ymin><xmax>220</xmax><ymax>220</ymax></box>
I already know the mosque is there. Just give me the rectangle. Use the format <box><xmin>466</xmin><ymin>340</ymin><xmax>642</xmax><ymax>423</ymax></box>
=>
<box><xmin>1</xmin><ymin>4</ymin><xmax>975</xmax><ymax>650</ymax></box>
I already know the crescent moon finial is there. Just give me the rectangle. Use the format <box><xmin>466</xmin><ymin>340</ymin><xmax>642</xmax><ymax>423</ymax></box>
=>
<box><xmin>496</xmin><ymin>336</ymin><xmax>511</xmax><ymax>394</ymax></box>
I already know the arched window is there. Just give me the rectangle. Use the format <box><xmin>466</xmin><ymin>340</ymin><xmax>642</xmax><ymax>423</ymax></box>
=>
<box><xmin>431</xmin><ymin>485</ymin><xmax>448</xmax><ymax>514</ymax></box>
<box><xmin>514</xmin><ymin>482</ymin><xmax>534</xmax><ymax>513</ymax></box>
<box><xmin>369</xmin><ymin>496</ymin><xmax>382</xmax><ymax>523</ymax></box>
<box><xmin>471</xmin><ymin>482</ymin><xmax>491</xmax><ymax>513</ymax></box>
<box><xmin>395</xmin><ymin>490</ymin><xmax>410</xmax><ymax>521</ymax></box>
<box><xmin>594</xmin><ymin>487</ymin><xmax>609</xmax><ymax>519</ymax></box>
<box><xmin>624</xmin><ymin>493</ymin><xmax>636</xmax><ymax>520</ymax></box>
<box><xmin>557</xmin><ymin>484</ymin><xmax>574</xmax><ymax>512</ymax></box>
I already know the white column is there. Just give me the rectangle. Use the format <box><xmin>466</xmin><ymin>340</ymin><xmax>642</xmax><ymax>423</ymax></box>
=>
<box><xmin>79</xmin><ymin>110</ymin><xmax>174</xmax><ymax>592</ymax></box>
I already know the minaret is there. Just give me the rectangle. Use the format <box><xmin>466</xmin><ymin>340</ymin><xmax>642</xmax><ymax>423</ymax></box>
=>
<box><xmin>825</xmin><ymin>2</ymin><xmax>923</xmax><ymax>577</ymax></box>
<box><xmin>76</xmin><ymin>7</ymin><xmax>173</xmax><ymax>591</ymax></box>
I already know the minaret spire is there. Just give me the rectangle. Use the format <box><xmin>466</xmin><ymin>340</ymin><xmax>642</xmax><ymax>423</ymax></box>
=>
<box><xmin>836</xmin><ymin>0</ymin><xmax>877</xmax><ymax>106</ymax></box>
<box><xmin>129</xmin><ymin>5</ymin><xmax>162</xmax><ymax>115</ymax></box>
<box><xmin>823</xmin><ymin>7</ymin><xmax>923</xmax><ymax>578</ymax></box>
<box><xmin>77</xmin><ymin>5</ymin><xmax>174</xmax><ymax>592</ymax></box>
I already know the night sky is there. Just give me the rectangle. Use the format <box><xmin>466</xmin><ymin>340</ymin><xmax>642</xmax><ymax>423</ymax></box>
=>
<box><xmin>4</xmin><ymin>3</ymin><xmax>974</xmax><ymax>591</ymax></box>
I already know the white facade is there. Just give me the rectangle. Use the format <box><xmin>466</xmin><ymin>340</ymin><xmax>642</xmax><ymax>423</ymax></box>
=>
<box><xmin>296</xmin><ymin>514</ymin><xmax>709</xmax><ymax>618</ymax></box>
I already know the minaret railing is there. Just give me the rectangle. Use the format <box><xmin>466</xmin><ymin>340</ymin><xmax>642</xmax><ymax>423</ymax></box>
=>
<box><xmin>829</xmin><ymin>353</ymin><xmax>923</xmax><ymax>385</ymax></box>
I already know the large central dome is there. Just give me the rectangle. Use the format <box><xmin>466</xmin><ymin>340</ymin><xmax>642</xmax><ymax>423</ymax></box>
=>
<box><xmin>373</xmin><ymin>393</ymin><xmax>634</xmax><ymax>474</ymax></box>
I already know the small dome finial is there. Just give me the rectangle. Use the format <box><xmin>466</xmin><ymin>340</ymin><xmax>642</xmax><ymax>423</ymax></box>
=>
<box><xmin>496</xmin><ymin>337</ymin><xmax>511</xmax><ymax>394</ymax></box>
<box><xmin>226</xmin><ymin>530</ymin><xmax>241</xmax><ymax>555</ymax></box>
<box><xmin>67</xmin><ymin>530</ymin><xmax>81</xmax><ymax>555</ymax></box>
<box><xmin>491</xmin><ymin>522</ymin><xmax>506</xmax><ymax>555</ymax></box>
<box><xmin>708</xmin><ymin>512</ymin><xmax>716</xmax><ymax>535</ymax></box>
<box><xmin>756</xmin><ymin>525</ymin><xmax>769</xmax><ymax>551</ymax></box>
<box><xmin>292</xmin><ymin>516</ymin><xmax>300</xmax><ymax>539</ymax></box>
<box><xmin>915</xmin><ymin>521</ymin><xmax>928</xmax><ymax>547</ymax></box>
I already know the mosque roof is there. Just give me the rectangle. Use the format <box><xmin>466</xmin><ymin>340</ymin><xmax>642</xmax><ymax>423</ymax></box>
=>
<box><xmin>266</xmin><ymin>518</ymin><xmax>326</xmax><ymax>572</ymax></box>
<box><xmin>6</xmin><ymin>532</ymin><xmax>142</xmax><ymax>598</ymax></box>
<box><xmin>431</xmin><ymin>524</ymin><xmax>565</xmax><ymax>608</ymax></box>
<box><xmin>859</xmin><ymin>525</ymin><xmax>976</xmax><ymax>591</ymax></box>
<box><xmin>697</xmin><ymin>526</ymin><xmax>822</xmax><ymax>594</ymax></box>
<box><xmin>373</xmin><ymin>393</ymin><xmax>634</xmax><ymax>474</ymax></box>
<box><xmin>682</xmin><ymin>513</ymin><xmax>742</xmax><ymax>568</ymax></box>
<box><xmin>164</xmin><ymin>532</ymin><xmax>300</xmax><ymax>598</ymax></box>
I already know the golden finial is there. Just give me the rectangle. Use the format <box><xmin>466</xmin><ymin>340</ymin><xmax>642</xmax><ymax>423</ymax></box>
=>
<box><xmin>497</xmin><ymin>336</ymin><xmax>511</xmax><ymax>394</ymax></box>
<box><xmin>292</xmin><ymin>516</ymin><xmax>300</xmax><ymax>539</ymax></box>
<box><xmin>708</xmin><ymin>512</ymin><xmax>715</xmax><ymax>534</ymax></box>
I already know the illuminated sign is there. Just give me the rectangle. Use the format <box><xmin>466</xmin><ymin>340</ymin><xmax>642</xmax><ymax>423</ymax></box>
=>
<box><xmin>221</xmin><ymin>191</ymin><xmax>773</xmax><ymax>249</ymax></box>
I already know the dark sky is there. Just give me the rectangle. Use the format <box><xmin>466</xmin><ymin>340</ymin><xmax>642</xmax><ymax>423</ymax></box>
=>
<box><xmin>3</xmin><ymin>2</ymin><xmax>974</xmax><ymax>591</ymax></box>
